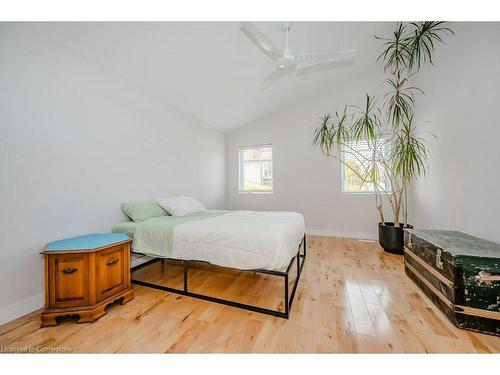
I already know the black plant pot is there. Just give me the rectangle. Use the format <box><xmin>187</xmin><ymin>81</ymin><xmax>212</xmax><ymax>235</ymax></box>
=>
<box><xmin>378</xmin><ymin>222</ymin><xmax>414</xmax><ymax>254</ymax></box>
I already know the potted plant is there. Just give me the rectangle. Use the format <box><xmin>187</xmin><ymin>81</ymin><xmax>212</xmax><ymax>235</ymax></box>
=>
<box><xmin>313</xmin><ymin>22</ymin><xmax>453</xmax><ymax>254</ymax></box>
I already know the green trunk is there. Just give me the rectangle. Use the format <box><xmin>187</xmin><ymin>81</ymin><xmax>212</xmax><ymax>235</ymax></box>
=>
<box><xmin>404</xmin><ymin>229</ymin><xmax>500</xmax><ymax>337</ymax></box>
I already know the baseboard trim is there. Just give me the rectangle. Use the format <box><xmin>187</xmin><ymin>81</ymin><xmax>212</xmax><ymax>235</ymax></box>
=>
<box><xmin>0</xmin><ymin>293</ymin><xmax>44</xmax><ymax>326</ymax></box>
<box><xmin>306</xmin><ymin>228</ymin><xmax>377</xmax><ymax>241</ymax></box>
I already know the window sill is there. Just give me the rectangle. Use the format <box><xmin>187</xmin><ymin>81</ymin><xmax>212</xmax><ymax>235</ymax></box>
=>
<box><xmin>238</xmin><ymin>191</ymin><xmax>273</xmax><ymax>195</ymax></box>
<box><xmin>341</xmin><ymin>191</ymin><xmax>392</xmax><ymax>195</ymax></box>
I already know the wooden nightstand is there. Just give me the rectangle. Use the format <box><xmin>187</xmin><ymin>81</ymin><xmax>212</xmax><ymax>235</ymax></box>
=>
<box><xmin>40</xmin><ymin>233</ymin><xmax>134</xmax><ymax>327</ymax></box>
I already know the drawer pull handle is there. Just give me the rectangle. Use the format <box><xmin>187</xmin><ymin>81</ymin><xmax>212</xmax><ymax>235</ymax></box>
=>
<box><xmin>107</xmin><ymin>258</ymin><xmax>119</xmax><ymax>266</ymax></box>
<box><xmin>62</xmin><ymin>267</ymin><xmax>78</xmax><ymax>274</ymax></box>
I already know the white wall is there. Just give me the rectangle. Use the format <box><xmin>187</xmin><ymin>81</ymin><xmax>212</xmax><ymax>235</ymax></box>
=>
<box><xmin>409</xmin><ymin>22</ymin><xmax>500</xmax><ymax>244</ymax></box>
<box><xmin>0</xmin><ymin>24</ymin><xmax>226</xmax><ymax>324</ymax></box>
<box><xmin>226</xmin><ymin>71</ymin><xmax>387</xmax><ymax>239</ymax></box>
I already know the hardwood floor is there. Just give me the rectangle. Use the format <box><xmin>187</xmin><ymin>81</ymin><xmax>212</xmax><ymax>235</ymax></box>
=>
<box><xmin>1</xmin><ymin>236</ymin><xmax>499</xmax><ymax>353</ymax></box>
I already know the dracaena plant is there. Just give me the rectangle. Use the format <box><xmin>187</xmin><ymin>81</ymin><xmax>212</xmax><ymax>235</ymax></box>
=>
<box><xmin>314</xmin><ymin>22</ymin><xmax>453</xmax><ymax>227</ymax></box>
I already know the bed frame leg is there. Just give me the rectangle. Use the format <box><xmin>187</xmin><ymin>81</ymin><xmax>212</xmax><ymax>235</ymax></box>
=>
<box><xmin>297</xmin><ymin>247</ymin><xmax>301</xmax><ymax>276</ymax></box>
<box><xmin>183</xmin><ymin>261</ymin><xmax>188</xmax><ymax>292</ymax></box>
<box><xmin>284</xmin><ymin>273</ymin><xmax>289</xmax><ymax>319</ymax></box>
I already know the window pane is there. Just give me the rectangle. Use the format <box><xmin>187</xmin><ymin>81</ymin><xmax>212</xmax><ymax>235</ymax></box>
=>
<box><xmin>342</xmin><ymin>140</ymin><xmax>389</xmax><ymax>193</ymax></box>
<box><xmin>239</xmin><ymin>146</ymin><xmax>273</xmax><ymax>192</ymax></box>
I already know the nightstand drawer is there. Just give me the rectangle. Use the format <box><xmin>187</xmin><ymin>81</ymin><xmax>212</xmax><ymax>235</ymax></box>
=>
<box><xmin>50</xmin><ymin>254</ymin><xmax>90</xmax><ymax>308</ymax></box>
<box><xmin>95</xmin><ymin>244</ymin><xmax>127</xmax><ymax>302</ymax></box>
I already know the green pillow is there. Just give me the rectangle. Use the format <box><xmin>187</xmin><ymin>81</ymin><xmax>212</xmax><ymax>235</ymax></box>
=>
<box><xmin>121</xmin><ymin>201</ymin><xmax>168</xmax><ymax>222</ymax></box>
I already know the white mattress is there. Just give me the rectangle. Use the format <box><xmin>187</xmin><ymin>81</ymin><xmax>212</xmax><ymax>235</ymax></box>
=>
<box><xmin>171</xmin><ymin>210</ymin><xmax>305</xmax><ymax>271</ymax></box>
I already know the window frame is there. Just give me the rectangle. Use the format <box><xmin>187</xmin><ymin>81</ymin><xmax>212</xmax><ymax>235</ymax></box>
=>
<box><xmin>340</xmin><ymin>138</ymin><xmax>391</xmax><ymax>194</ymax></box>
<box><xmin>238</xmin><ymin>144</ymin><xmax>274</xmax><ymax>194</ymax></box>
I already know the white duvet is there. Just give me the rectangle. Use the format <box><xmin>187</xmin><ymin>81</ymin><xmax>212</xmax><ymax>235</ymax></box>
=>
<box><xmin>171</xmin><ymin>210</ymin><xmax>305</xmax><ymax>271</ymax></box>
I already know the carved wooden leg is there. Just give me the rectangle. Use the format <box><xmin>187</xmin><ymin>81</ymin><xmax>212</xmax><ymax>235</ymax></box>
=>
<box><xmin>120</xmin><ymin>289</ymin><xmax>134</xmax><ymax>305</ymax></box>
<box><xmin>89</xmin><ymin>305</ymin><xmax>108</xmax><ymax>323</ymax></box>
<box><xmin>77</xmin><ymin>310</ymin><xmax>96</xmax><ymax>324</ymax></box>
<box><xmin>40</xmin><ymin>313</ymin><xmax>59</xmax><ymax>327</ymax></box>
<box><xmin>78</xmin><ymin>305</ymin><xmax>108</xmax><ymax>323</ymax></box>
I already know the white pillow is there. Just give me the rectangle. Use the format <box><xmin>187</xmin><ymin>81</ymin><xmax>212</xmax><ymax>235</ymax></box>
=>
<box><xmin>157</xmin><ymin>196</ymin><xmax>207</xmax><ymax>216</ymax></box>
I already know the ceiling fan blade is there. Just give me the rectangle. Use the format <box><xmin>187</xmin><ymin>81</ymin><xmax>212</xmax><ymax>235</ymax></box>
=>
<box><xmin>297</xmin><ymin>49</ymin><xmax>356</xmax><ymax>71</ymax></box>
<box><xmin>260</xmin><ymin>69</ymin><xmax>286</xmax><ymax>89</ymax></box>
<box><xmin>240</xmin><ymin>22</ymin><xmax>281</xmax><ymax>61</ymax></box>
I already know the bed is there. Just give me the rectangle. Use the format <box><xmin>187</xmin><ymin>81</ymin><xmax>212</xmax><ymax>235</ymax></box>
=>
<box><xmin>112</xmin><ymin>209</ymin><xmax>306</xmax><ymax>318</ymax></box>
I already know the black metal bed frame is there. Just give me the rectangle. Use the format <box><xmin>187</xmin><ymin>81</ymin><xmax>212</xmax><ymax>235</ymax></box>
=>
<box><xmin>130</xmin><ymin>235</ymin><xmax>306</xmax><ymax>319</ymax></box>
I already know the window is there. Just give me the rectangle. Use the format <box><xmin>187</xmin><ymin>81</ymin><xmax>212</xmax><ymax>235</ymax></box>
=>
<box><xmin>341</xmin><ymin>140</ymin><xmax>390</xmax><ymax>193</ymax></box>
<box><xmin>239</xmin><ymin>145</ymin><xmax>273</xmax><ymax>193</ymax></box>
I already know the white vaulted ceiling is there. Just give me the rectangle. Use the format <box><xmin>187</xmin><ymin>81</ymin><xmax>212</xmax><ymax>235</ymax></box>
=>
<box><xmin>37</xmin><ymin>22</ymin><xmax>393</xmax><ymax>132</ymax></box>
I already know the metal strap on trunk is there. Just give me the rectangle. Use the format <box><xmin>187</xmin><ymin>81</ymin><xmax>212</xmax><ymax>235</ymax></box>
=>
<box><xmin>404</xmin><ymin>247</ymin><xmax>454</xmax><ymax>288</ymax></box>
<box><xmin>455</xmin><ymin>305</ymin><xmax>500</xmax><ymax>321</ymax></box>
<box><xmin>405</xmin><ymin>262</ymin><xmax>455</xmax><ymax>310</ymax></box>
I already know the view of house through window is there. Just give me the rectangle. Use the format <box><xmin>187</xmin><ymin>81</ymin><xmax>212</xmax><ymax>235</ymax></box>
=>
<box><xmin>239</xmin><ymin>145</ymin><xmax>273</xmax><ymax>193</ymax></box>
<box><xmin>342</xmin><ymin>140</ymin><xmax>390</xmax><ymax>193</ymax></box>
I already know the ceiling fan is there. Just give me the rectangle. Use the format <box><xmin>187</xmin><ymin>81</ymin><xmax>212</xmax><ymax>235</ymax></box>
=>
<box><xmin>240</xmin><ymin>22</ymin><xmax>356</xmax><ymax>89</ymax></box>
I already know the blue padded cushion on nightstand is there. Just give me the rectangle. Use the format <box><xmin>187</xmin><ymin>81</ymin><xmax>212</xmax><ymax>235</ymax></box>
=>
<box><xmin>46</xmin><ymin>233</ymin><xmax>129</xmax><ymax>251</ymax></box>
